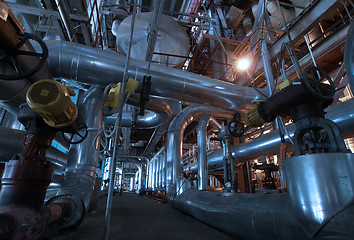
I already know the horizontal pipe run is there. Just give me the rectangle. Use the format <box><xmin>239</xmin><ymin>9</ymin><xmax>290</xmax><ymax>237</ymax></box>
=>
<box><xmin>173</xmin><ymin>189</ymin><xmax>304</xmax><ymax>239</ymax></box>
<box><xmin>46</xmin><ymin>40</ymin><xmax>265</xmax><ymax>111</ymax></box>
<box><xmin>185</xmin><ymin>98</ymin><xmax>354</xmax><ymax>172</ymax></box>
<box><xmin>106</xmin><ymin>110</ymin><xmax>162</xmax><ymax>129</ymax></box>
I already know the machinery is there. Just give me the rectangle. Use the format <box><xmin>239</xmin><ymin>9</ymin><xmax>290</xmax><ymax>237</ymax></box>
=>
<box><xmin>246</xmin><ymin>66</ymin><xmax>347</xmax><ymax>155</ymax></box>
<box><xmin>0</xmin><ymin>78</ymin><xmax>88</xmax><ymax>239</ymax></box>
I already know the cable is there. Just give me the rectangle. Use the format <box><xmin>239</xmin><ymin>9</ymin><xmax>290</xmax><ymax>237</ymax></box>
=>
<box><xmin>277</xmin><ymin>116</ymin><xmax>295</xmax><ymax>145</ymax></box>
<box><xmin>92</xmin><ymin>130</ymin><xmax>109</xmax><ymax>153</ymax></box>
<box><xmin>245</xmin><ymin>122</ymin><xmax>269</xmax><ymax>140</ymax></box>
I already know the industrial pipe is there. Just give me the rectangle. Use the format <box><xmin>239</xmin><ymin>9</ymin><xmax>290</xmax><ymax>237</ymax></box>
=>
<box><xmin>173</xmin><ymin>153</ymin><xmax>354</xmax><ymax>240</ymax></box>
<box><xmin>185</xmin><ymin>98</ymin><xmax>354</xmax><ymax>172</ymax></box>
<box><xmin>197</xmin><ymin>116</ymin><xmax>221</xmax><ymax>190</ymax></box>
<box><xmin>45</xmin><ymin>40</ymin><xmax>265</xmax><ymax>111</ymax></box>
<box><xmin>49</xmin><ymin>86</ymin><xmax>104</xmax><ymax>228</ymax></box>
<box><xmin>0</xmin><ymin>127</ymin><xmax>69</xmax><ymax>170</ymax></box>
<box><xmin>106</xmin><ymin>110</ymin><xmax>162</xmax><ymax>129</ymax></box>
<box><xmin>166</xmin><ymin>104</ymin><xmax>233</xmax><ymax>199</ymax></box>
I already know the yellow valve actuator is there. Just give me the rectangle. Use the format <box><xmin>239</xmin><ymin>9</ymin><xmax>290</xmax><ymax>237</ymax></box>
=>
<box><xmin>26</xmin><ymin>79</ymin><xmax>78</xmax><ymax>128</ymax></box>
<box><xmin>105</xmin><ymin>78</ymin><xmax>139</xmax><ymax>110</ymax></box>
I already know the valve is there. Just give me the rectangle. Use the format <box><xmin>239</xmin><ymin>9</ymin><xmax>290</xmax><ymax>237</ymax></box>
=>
<box><xmin>228</xmin><ymin>113</ymin><xmax>245</xmax><ymax>137</ymax></box>
<box><xmin>244</xmin><ymin>66</ymin><xmax>347</xmax><ymax>155</ymax></box>
<box><xmin>0</xmin><ymin>33</ymin><xmax>48</xmax><ymax>80</ymax></box>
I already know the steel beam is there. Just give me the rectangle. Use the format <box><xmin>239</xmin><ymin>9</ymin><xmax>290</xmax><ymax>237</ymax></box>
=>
<box><xmin>7</xmin><ymin>3</ymin><xmax>88</xmax><ymax>22</ymax></box>
<box><xmin>269</xmin><ymin>0</ymin><xmax>342</xmax><ymax>57</ymax></box>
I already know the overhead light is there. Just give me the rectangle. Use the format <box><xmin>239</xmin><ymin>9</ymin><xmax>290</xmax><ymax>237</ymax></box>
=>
<box><xmin>237</xmin><ymin>58</ymin><xmax>251</xmax><ymax>71</ymax></box>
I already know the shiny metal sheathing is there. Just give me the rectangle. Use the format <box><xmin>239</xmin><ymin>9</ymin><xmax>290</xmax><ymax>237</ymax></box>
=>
<box><xmin>197</xmin><ymin>116</ymin><xmax>221</xmax><ymax>190</ymax></box>
<box><xmin>173</xmin><ymin>189</ymin><xmax>306</xmax><ymax>240</ymax></box>
<box><xmin>0</xmin><ymin>127</ymin><xmax>68</xmax><ymax>172</ymax></box>
<box><xmin>284</xmin><ymin>153</ymin><xmax>354</xmax><ymax>238</ymax></box>
<box><xmin>45</xmin><ymin>40</ymin><xmax>264</xmax><ymax>111</ymax></box>
<box><xmin>184</xmin><ymin>98</ymin><xmax>354</xmax><ymax>173</ymax></box>
<box><xmin>166</xmin><ymin>105</ymin><xmax>233</xmax><ymax>199</ymax></box>
<box><xmin>56</xmin><ymin>87</ymin><xmax>104</xmax><ymax>210</ymax></box>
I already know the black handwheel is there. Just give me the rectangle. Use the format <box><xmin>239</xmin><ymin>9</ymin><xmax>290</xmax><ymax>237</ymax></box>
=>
<box><xmin>0</xmin><ymin>33</ymin><xmax>48</xmax><ymax>80</ymax></box>
<box><xmin>302</xmin><ymin>66</ymin><xmax>335</xmax><ymax>100</ymax></box>
<box><xmin>228</xmin><ymin>119</ymin><xmax>245</xmax><ymax>137</ymax></box>
<box><xmin>62</xmin><ymin>123</ymin><xmax>88</xmax><ymax>144</ymax></box>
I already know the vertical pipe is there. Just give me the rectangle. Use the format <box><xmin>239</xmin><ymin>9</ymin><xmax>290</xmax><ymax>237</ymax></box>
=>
<box><xmin>163</xmin><ymin>151</ymin><xmax>166</xmax><ymax>189</ymax></box>
<box><xmin>156</xmin><ymin>156</ymin><xmax>159</xmax><ymax>190</ymax></box>
<box><xmin>152</xmin><ymin>159</ymin><xmax>156</xmax><ymax>190</ymax></box>
<box><xmin>148</xmin><ymin>162</ymin><xmax>152</xmax><ymax>190</ymax></box>
<box><xmin>197</xmin><ymin>117</ymin><xmax>222</xmax><ymax>190</ymax></box>
<box><xmin>159</xmin><ymin>155</ymin><xmax>163</xmax><ymax>189</ymax></box>
<box><xmin>197</xmin><ymin>116</ymin><xmax>210</xmax><ymax>191</ymax></box>
<box><xmin>154</xmin><ymin>158</ymin><xmax>158</xmax><ymax>191</ymax></box>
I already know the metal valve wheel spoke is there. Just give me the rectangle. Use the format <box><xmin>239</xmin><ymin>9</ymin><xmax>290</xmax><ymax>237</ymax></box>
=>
<box><xmin>0</xmin><ymin>33</ymin><xmax>48</xmax><ymax>80</ymax></box>
<box><xmin>62</xmin><ymin>123</ymin><xmax>88</xmax><ymax>144</ymax></box>
<box><xmin>302</xmin><ymin>66</ymin><xmax>335</xmax><ymax>100</ymax></box>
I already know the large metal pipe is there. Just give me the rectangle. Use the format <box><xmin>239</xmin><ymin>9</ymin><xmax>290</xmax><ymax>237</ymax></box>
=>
<box><xmin>51</xmin><ymin>87</ymin><xmax>104</xmax><ymax>226</ymax></box>
<box><xmin>185</xmin><ymin>98</ymin><xmax>354</xmax><ymax>172</ymax></box>
<box><xmin>174</xmin><ymin>157</ymin><xmax>354</xmax><ymax>240</ymax></box>
<box><xmin>45</xmin><ymin>41</ymin><xmax>265</xmax><ymax>111</ymax></box>
<box><xmin>106</xmin><ymin>95</ymin><xmax>177</xmax><ymax>130</ymax></box>
<box><xmin>148</xmin><ymin>147</ymin><xmax>165</xmax><ymax>190</ymax></box>
<box><xmin>197</xmin><ymin>116</ymin><xmax>221</xmax><ymax>190</ymax></box>
<box><xmin>173</xmin><ymin>189</ymin><xmax>305</xmax><ymax>240</ymax></box>
<box><xmin>166</xmin><ymin>105</ymin><xmax>233</xmax><ymax>198</ymax></box>
<box><xmin>106</xmin><ymin>110</ymin><xmax>162</xmax><ymax>129</ymax></box>
<box><xmin>0</xmin><ymin>127</ymin><xmax>68</xmax><ymax>170</ymax></box>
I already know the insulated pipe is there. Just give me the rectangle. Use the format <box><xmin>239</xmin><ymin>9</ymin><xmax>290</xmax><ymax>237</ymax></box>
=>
<box><xmin>186</xmin><ymin>98</ymin><xmax>354</xmax><ymax>172</ymax></box>
<box><xmin>266</xmin><ymin>2</ymin><xmax>295</xmax><ymax>29</ymax></box>
<box><xmin>173</xmin><ymin>189</ymin><xmax>305</xmax><ymax>239</ymax></box>
<box><xmin>106</xmin><ymin>110</ymin><xmax>162</xmax><ymax>129</ymax></box>
<box><xmin>0</xmin><ymin>127</ymin><xmax>25</xmax><ymax>160</ymax></box>
<box><xmin>166</xmin><ymin>105</ymin><xmax>233</xmax><ymax>199</ymax></box>
<box><xmin>147</xmin><ymin>162</ymin><xmax>151</xmax><ymax>189</ymax></box>
<box><xmin>156</xmin><ymin>157</ymin><xmax>160</xmax><ymax>190</ymax></box>
<box><xmin>0</xmin><ymin>108</ymin><xmax>24</xmax><ymax>130</ymax></box>
<box><xmin>153</xmin><ymin>158</ymin><xmax>157</xmax><ymax>190</ymax></box>
<box><xmin>0</xmin><ymin>79</ymin><xmax>31</xmax><ymax>116</ymax></box>
<box><xmin>45</xmin><ymin>41</ymin><xmax>265</xmax><ymax>111</ymax></box>
<box><xmin>156</xmin><ymin>156</ymin><xmax>160</xmax><ymax>190</ymax></box>
<box><xmin>106</xmin><ymin>95</ymin><xmax>177</xmax><ymax>130</ymax></box>
<box><xmin>162</xmin><ymin>151</ymin><xmax>166</xmax><ymax>189</ymax></box>
<box><xmin>149</xmin><ymin>148</ymin><xmax>165</xmax><ymax>190</ymax></box>
<box><xmin>51</xmin><ymin>87</ymin><xmax>104</xmax><ymax>227</ymax></box>
<box><xmin>197</xmin><ymin>116</ymin><xmax>221</xmax><ymax>190</ymax></box>
<box><xmin>159</xmin><ymin>155</ymin><xmax>163</xmax><ymax>190</ymax></box>
<box><xmin>128</xmin><ymin>95</ymin><xmax>179</xmax><ymax>155</ymax></box>
<box><xmin>0</xmin><ymin>127</ymin><xmax>69</xmax><ymax>169</ymax></box>
<box><xmin>173</xmin><ymin>154</ymin><xmax>354</xmax><ymax>240</ymax></box>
